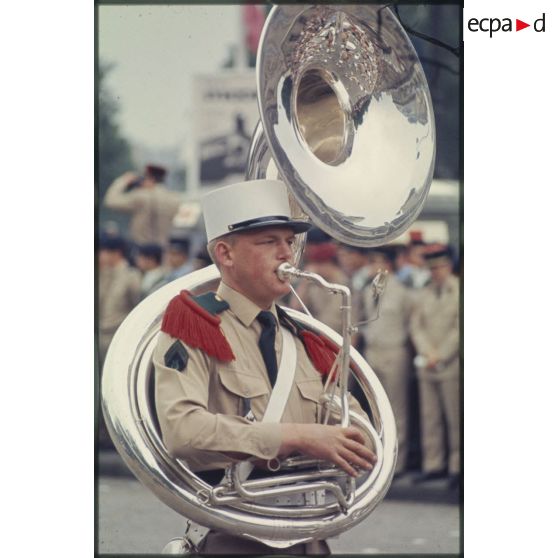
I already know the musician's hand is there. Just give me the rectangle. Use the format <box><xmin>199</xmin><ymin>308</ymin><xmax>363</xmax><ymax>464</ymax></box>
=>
<box><xmin>279</xmin><ymin>423</ymin><xmax>376</xmax><ymax>477</ymax></box>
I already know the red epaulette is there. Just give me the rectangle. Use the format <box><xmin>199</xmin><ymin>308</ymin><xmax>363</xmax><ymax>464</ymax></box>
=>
<box><xmin>276</xmin><ymin>305</ymin><xmax>341</xmax><ymax>380</ymax></box>
<box><xmin>299</xmin><ymin>329</ymin><xmax>340</xmax><ymax>380</ymax></box>
<box><xmin>161</xmin><ymin>290</ymin><xmax>235</xmax><ymax>362</ymax></box>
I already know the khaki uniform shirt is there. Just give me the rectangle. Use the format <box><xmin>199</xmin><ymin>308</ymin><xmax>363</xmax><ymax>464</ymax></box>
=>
<box><xmin>98</xmin><ymin>260</ymin><xmax>142</xmax><ymax>362</ymax></box>
<box><xmin>154</xmin><ymin>282</ymin><xmax>370</xmax><ymax>472</ymax></box>
<box><xmin>104</xmin><ymin>175</ymin><xmax>181</xmax><ymax>245</ymax></box>
<box><xmin>410</xmin><ymin>274</ymin><xmax>460</xmax><ymax>380</ymax></box>
<box><xmin>361</xmin><ymin>275</ymin><xmax>414</xmax><ymax>350</ymax></box>
<box><xmin>99</xmin><ymin>260</ymin><xmax>142</xmax><ymax>334</ymax></box>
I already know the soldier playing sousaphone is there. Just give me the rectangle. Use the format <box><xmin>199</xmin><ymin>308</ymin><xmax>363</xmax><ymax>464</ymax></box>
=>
<box><xmin>153</xmin><ymin>179</ymin><xmax>376</xmax><ymax>555</ymax></box>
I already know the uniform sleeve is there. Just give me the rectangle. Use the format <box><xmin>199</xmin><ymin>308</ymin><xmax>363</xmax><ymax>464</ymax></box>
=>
<box><xmin>104</xmin><ymin>174</ymin><xmax>141</xmax><ymax>212</ymax></box>
<box><xmin>154</xmin><ymin>332</ymin><xmax>282</xmax><ymax>471</ymax></box>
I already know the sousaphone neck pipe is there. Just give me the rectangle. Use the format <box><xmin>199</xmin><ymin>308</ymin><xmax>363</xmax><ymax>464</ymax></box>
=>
<box><xmin>277</xmin><ymin>262</ymin><xmax>352</xmax><ymax>427</ymax></box>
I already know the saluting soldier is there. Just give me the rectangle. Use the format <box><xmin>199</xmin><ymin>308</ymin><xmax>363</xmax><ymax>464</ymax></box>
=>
<box><xmin>153</xmin><ymin>179</ymin><xmax>376</xmax><ymax>555</ymax></box>
<box><xmin>409</xmin><ymin>244</ymin><xmax>460</xmax><ymax>490</ymax></box>
<box><xmin>104</xmin><ymin>164</ymin><xmax>181</xmax><ymax>246</ymax></box>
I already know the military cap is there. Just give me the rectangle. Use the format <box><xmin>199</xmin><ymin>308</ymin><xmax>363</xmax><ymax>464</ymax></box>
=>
<box><xmin>409</xmin><ymin>230</ymin><xmax>425</xmax><ymax>246</ymax></box>
<box><xmin>304</xmin><ymin>227</ymin><xmax>336</xmax><ymax>262</ymax></box>
<box><xmin>423</xmin><ymin>243</ymin><xmax>453</xmax><ymax>267</ymax></box>
<box><xmin>306</xmin><ymin>227</ymin><xmax>332</xmax><ymax>244</ymax></box>
<box><xmin>201</xmin><ymin>179</ymin><xmax>312</xmax><ymax>242</ymax></box>
<box><xmin>369</xmin><ymin>245</ymin><xmax>397</xmax><ymax>263</ymax></box>
<box><xmin>137</xmin><ymin>243</ymin><xmax>163</xmax><ymax>263</ymax></box>
<box><xmin>167</xmin><ymin>236</ymin><xmax>191</xmax><ymax>254</ymax></box>
<box><xmin>98</xmin><ymin>233</ymin><xmax>127</xmax><ymax>252</ymax></box>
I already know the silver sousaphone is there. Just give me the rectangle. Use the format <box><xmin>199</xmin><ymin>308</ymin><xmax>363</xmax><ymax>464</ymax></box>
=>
<box><xmin>101</xmin><ymin>3</ymin><xmax>435</xmax><ymax>550</ymax></box>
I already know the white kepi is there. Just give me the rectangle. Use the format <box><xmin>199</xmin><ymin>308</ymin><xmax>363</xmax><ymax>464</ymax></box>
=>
<box><xmin>201</xmin><ymin>179</ymin><xmax>312</xmax><ymax>242</ymax></box>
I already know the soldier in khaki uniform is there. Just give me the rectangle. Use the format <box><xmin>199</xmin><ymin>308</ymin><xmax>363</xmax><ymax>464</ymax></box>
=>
<box><xmin>104</xmin><ymin>164</ymin><xmax>181</xmax><ymax>246</ymax></box>
<box><xmin>98</xmin><ymin>233</ymin><xmax>142</xmax><ymax>449</ymax></box>
<box><xmin>154</xmin><ymin>179</ymin><xmax>376</xmax><ymax>555</ymax></box>
<box><xmin>98</xmin><ymin>234</ymin><xmax>142</xmax><ymax>366</ymax></box>
<box><xmin>134</xmin><ymin>243</ymin><xmax>167</xmax><ymax>299</ymax></box>
<box><xmin>409</xmin><ymin>244</ymin><xmax>460</xmax><ymax>490</ymax></box>
<box><xmin>361</xmin><ymin>247</ymin><xmax>415</xmax><ymax>476</ymax></box>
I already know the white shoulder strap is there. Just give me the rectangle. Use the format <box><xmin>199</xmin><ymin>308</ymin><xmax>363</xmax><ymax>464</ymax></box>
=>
<box><xmin>261</xmin><ymin>326</ymin><xmax>297</xmax><ymax>422</ymax></box>
<box><xmin>237</xmin><ymin>326</ymin><xmax>297</xmax><ymax>480</ymax></box>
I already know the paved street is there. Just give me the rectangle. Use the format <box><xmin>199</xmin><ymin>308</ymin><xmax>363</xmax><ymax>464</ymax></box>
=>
<box><xmin>97</xmin><ymin>458</ymin><xmax>461</xmax><ymax>555</ymax></box>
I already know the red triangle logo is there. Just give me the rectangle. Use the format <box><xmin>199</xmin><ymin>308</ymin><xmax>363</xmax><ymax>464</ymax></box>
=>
<box><xmin>516</xmin><ymin>19</ymin><xmax>530</xmax><ymax>31</ymax></box>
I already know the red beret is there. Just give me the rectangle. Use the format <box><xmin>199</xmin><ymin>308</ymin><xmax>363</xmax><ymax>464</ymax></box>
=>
<box><xmin>145</xmin><ymin>164</ymin><xmax>167</xmax><ymax>181</ymax></box>
<box><xmin>305</xmin><ymin>242</ymin><xmax>337</xmax><ymax>263</ymax></box>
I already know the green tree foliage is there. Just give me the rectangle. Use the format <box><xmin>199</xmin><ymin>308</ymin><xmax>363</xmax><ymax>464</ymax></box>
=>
<box><xmin>97</xmin><ymin>60</ymin><xmax>133</xmax><ymax>204</ymax></box>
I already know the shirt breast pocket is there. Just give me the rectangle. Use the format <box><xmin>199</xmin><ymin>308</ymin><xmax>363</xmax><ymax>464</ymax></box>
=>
<box><xmin>295</xmin><ymin>377</ymin><xmax>324</xmax><ymax>423</ymax></box>
<box><xmin>217</xmin><ymin>368</ymin><xmax>269</xmax><ymax>417</ymax></box>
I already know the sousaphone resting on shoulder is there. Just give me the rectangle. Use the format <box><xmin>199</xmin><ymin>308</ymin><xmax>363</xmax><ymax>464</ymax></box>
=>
<box><xmin>101</xmin><ymin>3</ymin><xmax>435</xmax><ymax>549</ymax></box>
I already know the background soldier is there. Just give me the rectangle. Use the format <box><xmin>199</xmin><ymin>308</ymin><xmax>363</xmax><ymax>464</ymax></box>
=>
<box><xmin>98</xmin><ymin>233</ymin><xmax>142</xmax><ymax>367</ymax></box>
<box><xmin>98</xmin><ymin>232</ymin><xmax>142</xmax><ymax>449</ymax></box>
<box><xmin>161</xmin><ymin>234</ymin><xmax>193</xmax><ymax>284</ymax></box>
<box><xmin>153</xmin><ymin>179</ymin><xmax>376</xmax><ymax>555</ymax></box>
<box><xmin>336</xmin><ymin>244</ymin><xmax>372</xmax><ymax>351</ymax></box>
<box><xmin>104</xmin><ymin>164</ymin><xmax>181</xmax><ymax>246</ymax></box>
<box><xmin>396</xmin><ymin>231</ymin><xmax>431</xmax><ymax>290</ymax></box>
<box><xmin>410</xmin><ymin>244</ymin><xmax>460</xmax><ymax>490</ymax></box>
<box><xmin>360</xmin><ymin>246</ymin><xmax>415</xmax><ymax>477</ymax></box>
<box><xmin>289</xmin><ymin>228</ymin><xmax>348</xmax><ymax>334</ymax></box>
<box><xmin>134</xmin><ymin>243</ymin><xmax>167</xmax><ymax>298</ymax></box>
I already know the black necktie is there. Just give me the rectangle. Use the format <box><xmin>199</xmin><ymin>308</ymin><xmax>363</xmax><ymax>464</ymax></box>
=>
<box><xmin>257</xmin><ymin>311</ymin><xmax>278</xmax><ymax>387</ymax></box>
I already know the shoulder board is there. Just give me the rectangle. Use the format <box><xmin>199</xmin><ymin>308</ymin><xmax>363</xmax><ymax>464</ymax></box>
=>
<box><xmin>277</xmin><ymin>306</ymin><xmax>338</xmax><ymax>378</ymax></box>
<box><xmin>161</xmin><ymin>290</ymin><xmax>235</xmax><ymax>362</ymax></box>
<box><xmin>192</xmin><ymin>291</ymin><xmax>230</xmax><ymax>315</ymax></box>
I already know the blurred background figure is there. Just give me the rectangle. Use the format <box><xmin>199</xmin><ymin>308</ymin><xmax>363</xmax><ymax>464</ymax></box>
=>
<box><xmin>360</xmin><ymin>246</ymin><xmax>415</xmax><ymax>477</ymax></box>
<box><xmin>410</xmin><ymin>243</ymin><xmax>460</xmax><ymax>490</ymax></box>
<box><xmin>162</xmin><ymin>234</ymin><xmax>193</xmax><ymax>284</ymax></box>
<box><xmin>192</xmin><ymin>246</ymin><xmax>212</xmax><ymax>271</ymax></box>
<box><xmin>397</xmin><ymin>231</ymin><xmax>431</xmax><ymax>290</ymax></box>
<box><xmin>98</xmin><ymin>232</ymin><xmax>142</xmax><ymax>449</ymax></box>
<box><xmin>98</xmin><ymin>233</ymin><xmax>142</xmax><ymax>367</ymax></box>
<box><xmin>290</xmin><ymin>228</ymin><xmax>348</xmax><ymax>333</ymax></box>
<box><xmin>134</xmin><ymin>243</ymin><xmax>167</xmax><ymax>298</ymax></box>
<box><xmin>103</xmin><ymin>164</ymin><xmax>181</xmax><ymax>246</ymax></box>
<box><xmin>337</xmin><ymin>243</ymin><xmax>371</xmax><ymax>294</ymax></box>
<box><xmin>336</xmin><ymin>244</ymin><xmax>372</xmax><ymax>350</ymax></box>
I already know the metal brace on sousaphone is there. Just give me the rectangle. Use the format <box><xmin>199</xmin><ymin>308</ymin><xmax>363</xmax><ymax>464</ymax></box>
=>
<box><xmin>101</xmin><ymin>3</ymin><xmax>435</xmax><ymax>550</ymax></box>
